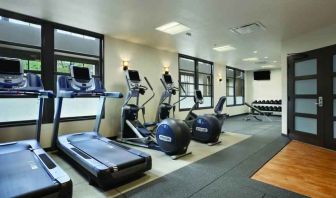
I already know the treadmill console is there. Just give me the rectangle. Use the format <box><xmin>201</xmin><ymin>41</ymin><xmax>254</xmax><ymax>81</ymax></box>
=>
<box><xmin>0</xmin><ymin>57</ymin><xmax>24</xmax><ymax>87</ymax></box>
<box><xmin>163</xmin><ymin>74</ymin><xmax>173</xmax><ymax>87</ymax></box>
<box><xmin>127</xmin><ymin>70</ymin><xmax>141</xmax><ymax>84</ymax></box>
<box><xmin>195</xmin><ymin>90</ymin><xmax>204</xmax><ymax>104</ymax></box>
<box><xmin>70</xmin><ymin>66</ymin><xmax>94</xmax><ymax>90</ymax></box>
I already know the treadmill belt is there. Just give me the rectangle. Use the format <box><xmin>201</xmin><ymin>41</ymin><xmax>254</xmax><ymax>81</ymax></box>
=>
<box><xmin>71</xmin><ymin>139</ymin><xmax>145</xmax><ymax>170</ymax></box>
<box><xmin>0</xmin><ymin>150</ymin><xmax>59</xmax><ymax>198</ymax></box>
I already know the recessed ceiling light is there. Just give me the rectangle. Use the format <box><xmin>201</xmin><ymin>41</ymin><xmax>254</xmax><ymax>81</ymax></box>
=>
<box><xmin>261</xmin><ymin>65</ymin><xmax>276</xmax><ymax>68</ymax></box>
<box><xmin>273</xmin><ymin>60</ymin><xmax>278</xmax><ymax>63</ymax></box>
<box><xmin>213</xmin><ymin>45</ymin><xmax>236</xmax><ymax>52</ymax></box>
<box><xmin>156</xmin><ymin>21</ymin><xmax>190</xmax><ymax>35</ymax></box>
<box><xmin>253</xmin><ymin>51</ymin><xmax>258</xmax><ymax>54</ymax></box>
<box><xmin>243</xmin><ymin>57</ymin><xmax>259</xmax><ymax>62</ymax></box>
<box><xmin>264</xmin><ymin>56</ymin><xmax>268</xmax><ymax>59</ymax></box>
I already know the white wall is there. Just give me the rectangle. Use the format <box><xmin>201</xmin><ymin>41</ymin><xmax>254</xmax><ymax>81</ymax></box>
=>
<box><xmin>281</xmin><ymin>23</ymin><xmax>336</xmax><ymax>135</ymax></box>
<box><xmin>245</xmin><ymin>69</ymin><xmax>282</xmax><ymax>103</ymax></box>
<box><xmin>0</xmin><ymin>36</ymin><xmax>248</xmax><ymax>148</ymax></box>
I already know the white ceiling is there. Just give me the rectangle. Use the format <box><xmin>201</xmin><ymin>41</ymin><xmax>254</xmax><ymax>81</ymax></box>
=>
<box><xmin>1</xmin><ymin>0</ymin><xmax>336</xmax><ymax>70</ymax></box>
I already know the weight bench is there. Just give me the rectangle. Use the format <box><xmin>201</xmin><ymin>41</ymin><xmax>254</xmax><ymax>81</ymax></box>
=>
<box><xmin>244</xmin><ymin>102</ymin><xmax>272</xmax><ymax>121</ymax></box>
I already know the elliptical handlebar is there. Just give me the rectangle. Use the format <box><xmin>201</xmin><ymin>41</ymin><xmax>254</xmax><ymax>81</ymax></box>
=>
<box><xmin>144</xmin><ymin>77</ymin><xmax>153</xmax><ymax>91</ymax></box>
<box><xmin>141</xmin><ymin>76</ymin><xmax>155</xmax><ymax>108</ymax></box>
<box><xmin>172</xmin><ymin>80</ymin><xmax>187</xmax><ymax>106</ymax></box>
<box><xmin>160</xmin><ymin>78</ymin><xmax>167</xmax><ymax>90</ymax></box>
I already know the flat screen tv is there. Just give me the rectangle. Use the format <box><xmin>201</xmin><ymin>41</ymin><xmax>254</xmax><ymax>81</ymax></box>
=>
<box><xmin>254</xmin><ymin>70</ymin><xmax>270</xmax><ymax>80</ymax></box>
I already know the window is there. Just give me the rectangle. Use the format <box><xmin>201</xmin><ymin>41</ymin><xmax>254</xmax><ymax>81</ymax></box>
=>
<box><xmin>0</xmin><ymin>10</ymin><xmax>104</xmax><ymax>127</ymax></box>
<box><xmin>0</xmin><ymin>16</ymin><xmax>42</xmax><ymax>123</ymax></box>
<box><xmin>54</xmin><ymin>29</ymin><xmax>102</xmax><ymax>119</ymax></box>
<box><xmin>179</xmin><ymin>54</ymin><xmax>213</xmax><ymax>110</ymax></box>
<box><xmin>226</xmin><ymin>66</ymin><xmax>245</xmax><ymax>106</ymax></box>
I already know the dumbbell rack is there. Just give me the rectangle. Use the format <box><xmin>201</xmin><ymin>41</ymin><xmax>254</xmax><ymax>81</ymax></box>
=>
<box><xmin>251</xmin><ymin>100</ymin><xmax>282</xmax><ymax>116</ymax></box>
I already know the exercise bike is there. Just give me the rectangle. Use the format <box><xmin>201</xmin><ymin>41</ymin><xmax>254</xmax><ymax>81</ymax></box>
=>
<box><xmin>119</xmin><ymin>69</ymin><xmax>191</xmax><ymax>159</ymax></box>
<box><xmin>158</xmin><ymin>73</ymin><xmax>227</xmax><ymax>146</ymax></box>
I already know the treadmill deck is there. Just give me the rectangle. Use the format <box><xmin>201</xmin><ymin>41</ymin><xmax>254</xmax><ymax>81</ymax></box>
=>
<box><xmin>70</xmin><ymin>138</ymin><xmax>145</xmax><ymax>170</ymax></box>
<box><xmin>0</xmin><ymin>150</ymin><xmax>59</xmax><ymax>198</ymax></box>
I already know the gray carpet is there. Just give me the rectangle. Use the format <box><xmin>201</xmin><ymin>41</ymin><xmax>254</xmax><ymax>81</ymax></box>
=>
<box><xmin>118</xmin><ymin>116</ymin><xmax>305</xmax><ymax>198</ymax></box>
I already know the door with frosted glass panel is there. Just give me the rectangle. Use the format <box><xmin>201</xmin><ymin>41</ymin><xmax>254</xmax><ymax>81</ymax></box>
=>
<box><xmin>288</xmin><ymin>51</ymin><xmax>324</xmax><ymax>146</ymax></box>
<box><xmin>325</xmin><ymin>48</ymin><xmax>336</xmax><ymax>149</ymax></box>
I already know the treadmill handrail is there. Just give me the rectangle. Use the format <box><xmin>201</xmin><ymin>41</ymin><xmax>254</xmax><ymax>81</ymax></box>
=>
<box><xmin>57</xmin><ymin>90</ymin><xmax>123</xmax><ymax>98</ymax></box>
<box><xmin>52</xmin><ymin>91</ymin><xmax>123</xmax><ymax>148</ymax></box>
<box><xmin>0</xmin><ymin>90</ymin><xmax>54</xmax><ymax>98</ymax></box>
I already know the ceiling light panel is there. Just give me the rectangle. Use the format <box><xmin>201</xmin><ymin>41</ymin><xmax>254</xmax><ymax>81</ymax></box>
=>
<box><xmin>213</xmin><ymin>45</ymin><xmax>236</xmax><ymax>52</ymax></box>
<box><xmin>243</xmin><ymin>57</ymin><xmax>259</xmax><ymax>62</ymax></box>
<box><xmin>261</xmin><ymin>65</ymin><xmax>276</xmax><ymax>68</ymax></box>
<box><xmin>156</xmin><ymin>22</ymin><xmax>190</xmax><ymax>35</ymax></box>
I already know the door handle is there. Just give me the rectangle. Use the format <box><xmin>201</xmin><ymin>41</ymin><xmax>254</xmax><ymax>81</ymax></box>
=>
<box><xmin>315</xmin><ymin>96</ymin><xmax>323</xmax><ymax>107</ymax></box>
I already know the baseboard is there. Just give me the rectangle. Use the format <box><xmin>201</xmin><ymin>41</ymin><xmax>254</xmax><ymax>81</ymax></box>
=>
<box><xmin>281</xmin><ymin>133</ymin><xmax>289</xmax><ymax>137</ymax></box>
<box><xmin>107</xmin><ymin>136</ymin><xmax>118</xmax><ymax>140</ymax></box>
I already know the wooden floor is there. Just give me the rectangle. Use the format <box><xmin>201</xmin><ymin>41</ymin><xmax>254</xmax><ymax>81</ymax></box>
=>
<box><xmin>252</xmin><ymin>140</ymin><xmax>336</xmax><ymax>198</ymax></box>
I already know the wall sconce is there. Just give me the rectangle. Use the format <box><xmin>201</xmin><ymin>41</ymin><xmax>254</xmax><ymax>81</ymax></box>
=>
<box><xmin>122</xmin><ymin>61</ymin><xmax>129</xmax><ymax>71</ymax></box>
<box><xmin>163</xmin><ymin>66</ymin><xmax>169</xmax><ymax>74</ymax></box>
<box><xmin>218</xmin><ymin>73</ymin><xmax>223</xmax><ymax>82</ymax></box>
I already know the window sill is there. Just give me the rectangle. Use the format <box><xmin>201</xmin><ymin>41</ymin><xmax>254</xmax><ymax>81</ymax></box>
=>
<box><xmin>179</xmin><ymin>106</ymin><xmax>213</xmax><ymax>111</ymax></box>
<box><xmin>226</xmin><ymin>104</ymin><xmax>245</xmax><ymax>107</ymax></box>
<box><xmin>0</xmin><ymin>115</ymin><xmax>102</xmax><ymax>128</ymax></box>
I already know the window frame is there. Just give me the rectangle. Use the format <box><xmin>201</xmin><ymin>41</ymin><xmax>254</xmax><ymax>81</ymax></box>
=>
<box><xmin>0</xmin><ymin>9</ymin><xmax>104</xmax><ymax>127</ymax></box>
<box><xmin>178</xmin><ymin>54</ymin><xmax>214</xmax><ymax>111</ymax></box>
<box><xmin>226</xmin><ymin>66</ymin><xmax>245</xmax><ymax>107</ymax></box>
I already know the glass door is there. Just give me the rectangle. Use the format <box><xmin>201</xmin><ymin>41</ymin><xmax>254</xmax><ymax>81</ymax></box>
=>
<box><xmin>325</xmin><ymin>50</ymin><xmax>336</xmax><ymax>149</ymax></box>
<box><xmin>288</xmin><ymin>51</ymin><xmax>324</xmax><ymax>146</ymax></box>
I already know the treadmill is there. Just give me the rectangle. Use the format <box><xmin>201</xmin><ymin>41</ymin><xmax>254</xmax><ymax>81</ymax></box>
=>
<box><xmin>0</xmin><ymin>57</ymin><xmax>72</xmax><ymax>198</ymax></box>
<box><xmin>52</xmin><ymin>66</ymin><xmax>152</xmax><ymax>189</ymax></box>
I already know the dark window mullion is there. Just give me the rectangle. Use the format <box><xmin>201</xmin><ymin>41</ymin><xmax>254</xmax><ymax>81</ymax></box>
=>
<box><xmin>41</xmin><ymin>22</ymin><xmax>55</xmax><ymax>124</ymax></box>
<box><xmin>195</xmin><ymin>60</ymin><xmax>199</xmax><ymax>109</ymax></box>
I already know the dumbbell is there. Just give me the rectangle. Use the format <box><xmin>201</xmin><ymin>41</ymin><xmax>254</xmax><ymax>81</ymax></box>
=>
<box><xmin>270</xmin><ymin>100</ymin><xmax>275</xmax><ymax>104</ymax></box>
<box><xmin>261</xmin><ymin>100</ymin><xmax>266</xmax><ymax>104</ymax></box>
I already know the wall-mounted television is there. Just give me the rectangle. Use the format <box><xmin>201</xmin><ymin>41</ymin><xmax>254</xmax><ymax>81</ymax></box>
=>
<box><xmin>254</xmin><ymin>70</ymin><xmax>270</xmax><ymax>80</ymax></box>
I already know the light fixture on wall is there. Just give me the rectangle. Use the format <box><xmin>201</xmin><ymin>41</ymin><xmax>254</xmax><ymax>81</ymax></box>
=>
<box><xmin>218</xmin><ymin>73</ymin><xmax>223</xmax><ymax>82</ymax></box>
<box><xmin>163</xmin><ymin>66</ymin><xmax>169</xmax><ymax>74</ymax></box>
<box><xmin>122</xmin><ymin>61</ymin><xmax>129</xmax><ymax>71</ymax></box>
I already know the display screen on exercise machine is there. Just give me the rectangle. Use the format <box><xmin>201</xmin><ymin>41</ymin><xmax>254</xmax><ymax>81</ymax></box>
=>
<box><xmin>128</xmin><ymin>70</ymin><xmax>141</xmax><ymax>82</ymax></box>
<box><xmin>195</xmin><ymin>90</ymin><xmax>203</xmax><ymax>100</ymax></box>
<box><xmin>72</xmin><ymin>66</ymin><xmax>90</xmax><ymax>80</ymax></box>
<box><xmin>0</xmin><ymin>58</ymin><xmax>22</xmax><ymax>75</ymax></box>
<box><xmin>163</xmin><ymin>74</ymin><xmax>173</xmax><ymax>84</ymax></box>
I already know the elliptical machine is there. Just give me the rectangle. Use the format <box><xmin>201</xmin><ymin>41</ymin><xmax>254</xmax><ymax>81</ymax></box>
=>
<box><xmin>158</xmin><ymin>73</ymin><xmax>224</xmax><ymax>146</ymax></box>
<box><xmin>119</xmin><ymin>69</ymin><xmax>191</xmax><ymax>159</ymax></box>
